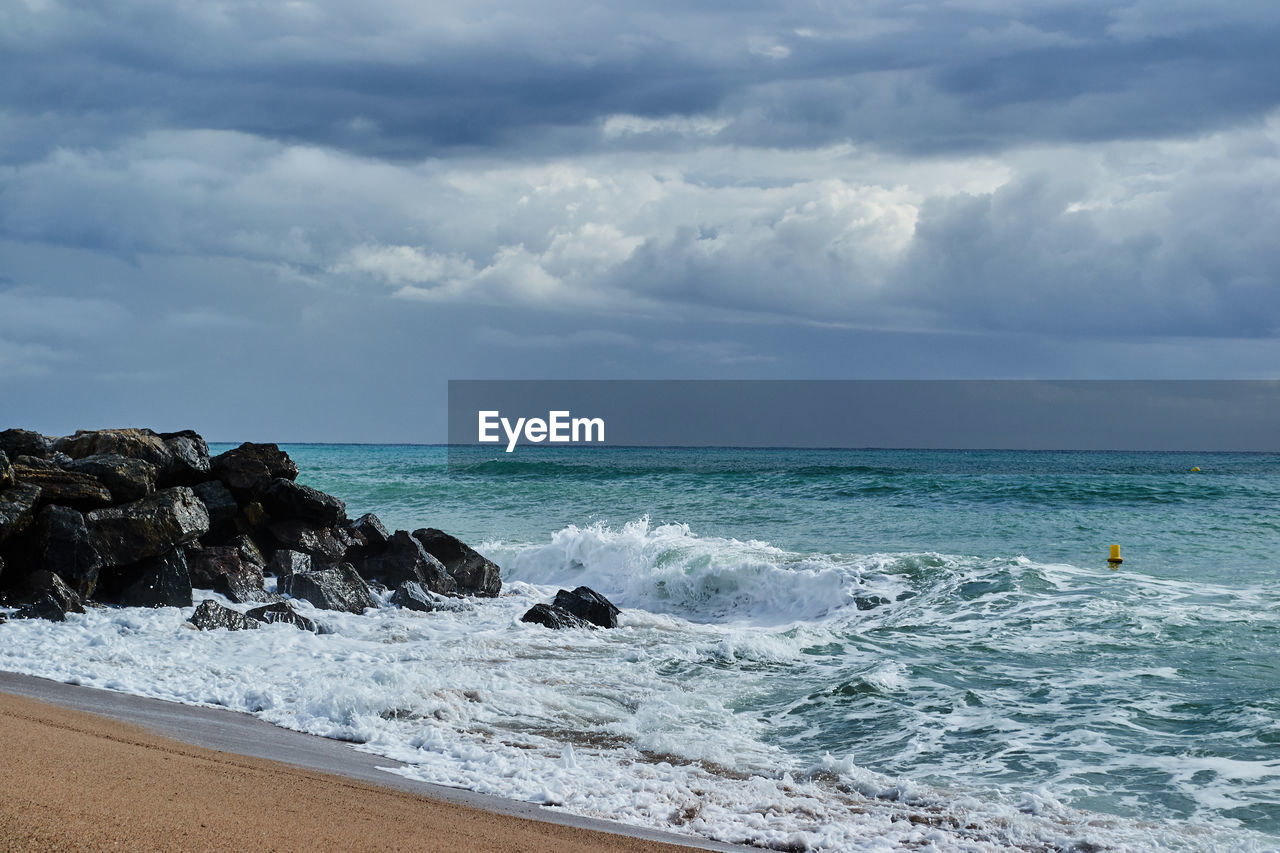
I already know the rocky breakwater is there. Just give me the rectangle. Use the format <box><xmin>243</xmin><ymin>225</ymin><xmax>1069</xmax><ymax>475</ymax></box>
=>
<box><xmin>0</xmin><ymin>426</ymin><xmax>618</xmax><ymax>633</ymax></box>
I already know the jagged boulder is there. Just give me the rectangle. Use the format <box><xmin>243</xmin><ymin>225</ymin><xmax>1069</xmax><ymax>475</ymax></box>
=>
<box><xmin>246</xmin><ymin>600</ymin><xmax>317</xmax><ymax>632</ymax></box>
<box><xmin>0</xmin><ymin>450</ymin><xmax>13</xmax><ymax>489</ymax></box>
<box><xmin>0</xmin><ymin>483</ymin><xmax>41</xmax><ymax>547</ymax></box>
<box><xmin>263</xmin><ymin>478</ymin><xmax>345</xmax><ymax>526</ymax></box>
<box><xmin>390</xmin><ymin>580</ymin><xmax>436</xmax><ymax>612</ymax></box>
<box><xmin>87</xmin><ymin>487</ymin><xmax>210</xmax><ymax>567</ymax></box>
<box><xmin>552</xmin><ymin>586</ymin><xmax>621</xmax><ymax>628</ymax></box>
<box><xmin>412</xmin><ymin>528</ymin><xmax>501</xmax><ymax>597</ymax></box>
<box><xmin>521</xmin><ymin>603</ymin><xmax>595</xmax><ymax>630</ymax></box>
<box><xmin>159</xmin><ymin>430</ymin><xmax>210</xmax><ymax>485</ymax></box>
<box><xmin>356</xmin><ymin>530</ymin><xmax>455</xmax><ymax>595</ymax></box>
<box><xmin>11</xmin><ymin>458</ymin><xmax>113</xmax><ymax>510</ymax></box>
<box><xmin>210</xmin><ymin>442</ymin><xmax>298</xmax><ymax>497</ymax></box>
<box><xmin>16</xmin><ymin>571</ymin><xmax>86</xmax><ymax>621</ymax></box>
<box><xmin>278</xmin><ymin>562</ymin><xmax>375</xmax><ymax>613</ymax></box>
<box><xmin>189</xmin><ymin>599</ymin><xmax>260</xmax><ymax>631</ymax></box>
<box><xmin>65</xmin><ymin>454</ymin><xmax>157</xmax><ymax>503</ymax></box>
<box><xmin>269</xmin><ymin>549</ymin><xmax>311</xmax><ymax>577</ymax></box>
<box><xmin>32</xmin><ymin>505</ymin><xmax>103</xmax><ymax>599</ymax></box>
<box><xmin>184</xmin><ymin>542</ymin><xmax>277</xmax><ymax>604</ymax></box>
<box><xmin>57</xmin><ymin>428</ymin><xmax>173</xmax><ymax>471</ymax></box>
<box><xmin>267</xmin><ymin>520</ymin><xmax>346</xmax><ymax>566</ymax></box>
<box><xmin>111</xmin><ymin>548</ymin><xmax>193</xmax><ymax>608</ymax></box>
<box><xmin>0</xmin><ymin>429</ymin><xmax>52</xmax><ymax>459</ymax></box>
<box><xmin>191</xmin><ymin>480</ymin><xmax>238</xmax><ymax>534</ymax></box>
<box><xmin>351</xmin><ymin>513</ymin><xmax>391</xmax><ymax>550</ymax></box>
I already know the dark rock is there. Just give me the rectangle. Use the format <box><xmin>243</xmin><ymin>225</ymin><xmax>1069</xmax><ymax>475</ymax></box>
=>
<box><xmin>0</xmin><ymin>450</ymin><xmax>13</xmax><ymax>489</ymax></box>
<box><xmin>246</xmin><ymin>600</ymin><xmax>317</xmax><ymax>632</ymax></box>
<box><xmin>113</xmin><ymin>548</ymin><xmax>193</xmax><ymax>608</ymax></box>
<box><xmin>191</xmin><ymin>480</ymin><xmax>238</xmax><ymax>533</ymax></box>
<box><xmin>57</xmin><ymin>428</ymin><xmax>173</xmax><ymax>470</ymax></box>
<box><xmin>351</xmin><ymin>513</ymin><xmax>391</xmax><ymax>550</ymax></box>
<box><xmin>0</xmin><ymin>429</ymin><xmax>52</xmax><ymax>459</ymax></box>
<box><xmin>189</xmin><ymin>599</ymin><xmax>260</xmax><ymax>631</ymax></box>
<box><xmin>356</xmin><ymin>530</ymin><xmax>456</xmax><ymax>596</ymax></box>
<box><xmin>232</xmin><ymin>501</ymin><xmax>270</xmax><ymax>538</ymax></box>
<box><xmin>267</xmin><ymin>520</ymin><xmax>346</xmax><ymax>566</ymax></box>
<box><xmin>263</xmin><ymin>478</ymin><xmax>345</xmax><ymax>526</ymax></box>
<box><xmin>16</xmin><ymin>570</ymin><xmax>86</xmax><ymax>621</ymax></box>
<box><xmin>210</xmin><ymin>442</ymin><xmax>298</xmax><ymax>497</ymax></box>
<box><xmin>0</xmin><ymin>483</ymin><xmax>41</xmax><ymax>547</ymax></box>
<box><xmin>412</xmin><ymin>528</ymin><xmax>502</xmax><ymax>597</ymax></box>
<box><xmin>184</xmin><ymin>543</ymin><xmax>278</xmax><ymax>604</ymax></box>
<box><xmin>269</xmin><ymin>549</ymin><xmax>311</xmax><ymax>577</ymax></box>
<box><xmin>232</xmin><ymin>533</ymin><xmax>267</xmax><ymax>570</ymax></box>
<box><xmin>12</xmin><ymin>460</ymin><xmax>113</xmax><ymax>510</ymax></box>
<box><xmin>390</xmin><ymin>580</ymin><xmax>436</xmax><ymax>612</ymax></box>
<box><xmin>278</xmin><ymin>562</ymin><xmax>376</xmax><ymax>613</ymax></box>
<box><xmin>159</xmin><ymin>430</ymin><xmax>211</xmax><ymax>485</ymax></box>
<box><xmin>521</xmin><ymin>603</ymin><xmax>595</xmax><ymax>630</ymax></box>
<box><xmin>32</xmin><ymin>505</ymin><xmax>102</xmax><ymax>599</ymax></box>
<box><xmin>87</xmin><ymin>487</ymin><xmax>211</xmax><ymax>567</ymax></box>
<box><xmin>553</xmin><ymin>586</ymin><xmax>621</xmax><ymax>629</ymax></box>
<box><xmin>65</xmin><ymin>454</ymin><xmax>157</xmax><ymax>503</ymax></box>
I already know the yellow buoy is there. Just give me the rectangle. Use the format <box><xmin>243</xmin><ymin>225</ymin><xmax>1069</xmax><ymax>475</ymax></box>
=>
<box><xmin>1191</xmin><ymin>467</ymin><xmax>1201</xmax><ymax>472</ymax></box>
<box><xmin>1108</xmin><ymin>544</ymin><xmax>1123</xmax><ymax>567</ymax></box>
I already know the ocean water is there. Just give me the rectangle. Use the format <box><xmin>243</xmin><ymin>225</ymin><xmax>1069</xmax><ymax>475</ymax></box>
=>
<box><xmin>4</xmin><ymin>446</ymin><xmax>1280</xmax><ymax>851</ymax></box>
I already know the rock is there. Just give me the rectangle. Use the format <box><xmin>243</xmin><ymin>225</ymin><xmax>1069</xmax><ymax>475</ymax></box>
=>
<box><xmin>32</xmin><ymin>505</ymin><xmax>103</xmax><ymax>599</ymax></box>
<box><xmin>64</xmin><ymin>454</ymin><xmax>157</xmax><ymax>503</ymax></box>
<box><xmin>57</xmin><ymin>428</ymin><xmax>173</xmax><ymax>470</ymax></box>
<box><xmin>269</xmin><ymin>549</ymin><xmax>311</xmax><ymax>577</ymax></box>
<box><xmin>278</xmin><ymin>562</ymin><xmax>376</xmax><ymax>613</ymax></box>
<box><xmin>390</xmin><ymin>580</ymin><xmax>436</xmax><ymax>612</ymax></box>
<box><xmin>246</xmin><ymin>600</ymin><xmax>317</xmax><ymax>632</ymax></box>
<box><xmin>159</xmin><ymin>430</ymin><xmax>210</xmax><ymax>485</ymax></box>
<box><xmin>351</xmin><ymin>513</ymin><xmax>391</xmax><ymax>550</ymax></box>
<box><xmin>232</xmin><ymin>501</ymin><xmax>270</xmax><ymax>538</ymax></box>
<box><xmin>0</xmin><ymin>450</ymin><xmax>13</xmax><ymax>489</ymax></box>
<box><xmin>267</xmin><ymin>520</ymin><xmax>346</xmax><ymax>566</ymax></box>
<box><xmin>184</xmin><ymin>543</ymin><xmax>278</xmax><ymax>604</ymax></box>
<box><xmin>12</xmin><ymin>460</ymin><xmax>113</xmax><ymax>510</ymax></box>
<box><xmin>113</xmin><ymin>548</ymin><xmax>193</xmax><ymax>608</ymax></box>
<box><xmin>191</xmin><ymin>480</ymin><xmax>238</xmax><ymax>536</ymax></box>
<box><xmin>521</xmin><ymin>603</ymin><xmax>595</xmax><ymax>630</ymax></box>
<box><xmin>210</xmin><ymin>443</ymin><xmax>298</xmax><ymax>497</ymax></box>
<box><xmin>0</xmin><ymin>483</ymin><xmax>41</xmax><ymax>547</ymax></box>
<box><xmin>553</xmin><ymin>586</ymin><xmax>621</xmax><ymax>628</ymax></box>
<box><xmin>356</xmin><ymin>530</ymin><xmax>456</xmax><ymax>596</ymax></box>
<box><xmin>189</xmin><ymin>599</ymin><xmax>260</xmax><ymax>631</ymax></box>
<box><xmin>263</xmin><ymin>478</ymin><xmax>345</xmax><ymax>526</ymax></box>
<box><xmin>412</xmin><ymin>528</ymin><xmax>502</xmax><ymax>597</ymax></box>
<box><xmin>0</xmin><ymin>429</ymin><xmax>52</xmax><ymax>459</ymax></box>
<box><xmin>87</xmin><ymin>487</ymin><xmax>211</xmax><ymax>567</ymax></box>
<box><xmin>16</xmin><ymin>570</ymin><xmax>86</xmax><ymax>621</ymax></box>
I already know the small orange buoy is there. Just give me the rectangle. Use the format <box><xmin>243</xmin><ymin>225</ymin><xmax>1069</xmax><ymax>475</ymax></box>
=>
<box><xmin>1108</xmin><ymin>544</ymin><xmax>1123</xmax><ymax>567</ymax></box>
<box><xmin>1191</xmin><ymin>467</ymin><xmax>1201</xmax><ymax>472</ymax></box>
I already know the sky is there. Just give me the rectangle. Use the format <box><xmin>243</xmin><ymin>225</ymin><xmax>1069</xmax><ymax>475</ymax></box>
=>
<box><xmin>3</xmin><ymin>0</ymin><xmax>1279</xmax><ymax>442</ymax></box>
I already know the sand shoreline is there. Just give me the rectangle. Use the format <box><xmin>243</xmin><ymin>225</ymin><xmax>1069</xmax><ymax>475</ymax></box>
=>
<box><xmin>0</xmin><ymin>671</ymin><xmax>753</xmax><ymax>853</ymax></box>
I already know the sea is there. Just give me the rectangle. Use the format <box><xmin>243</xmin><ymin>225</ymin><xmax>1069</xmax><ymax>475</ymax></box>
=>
<box><xmin>3</xmin><ymin>445</ymin><xmax>1279</xmax><ymax>852</ymax></box>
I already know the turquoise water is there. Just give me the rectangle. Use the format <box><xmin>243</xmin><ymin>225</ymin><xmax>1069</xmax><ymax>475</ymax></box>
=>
<box><xmin>226</xmin><ymin>445</ymin><xmax>1280</xmax><ymax>841</ymax></box>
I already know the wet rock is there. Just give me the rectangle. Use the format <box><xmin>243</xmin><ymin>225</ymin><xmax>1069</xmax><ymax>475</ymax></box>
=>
<box><xmin>0</xmin><ymin>429</ymin><xmax>52</xmax><ymax>459</ymax></box>
<box><xmin>112</xmin><ymin>548</ymin><xmax>193</xmax><ymax>608</ymax></box>
<box><xmin>65</xmin><ymin>454</ymin><xmax>157</xmax><ymax>503</ymax></box>
<box><xmin>12</xmin><ymin>459</ymin><xmax>113</xmax><ymax>510</ymax></box>
<box><xmin>0</xmin><ymin>450</ymin><xmax>13</xmax><ymax>489</ymax></box>
<box><xmin>553</xmin><ymin>586</ymin><xmax>620</xmax><ymax>629</ymax></box>
<box><xmin>191</xmin><ymin>480</ymin><xmax>238</xmax><ymax>532</ymax></box>
<box><xmin>57</xmin><ymin>428</ymin><xmax>173</xmax><ymax>471</ymax></box>
<box><xmin>263</xmin><ymin>478</ymin><xmax>345</xmax><ymax>526</ymax></box>
<box><xmin>16</xmin><ymin>570</ymin><xmax>86</xmax><ymax>621</ymax></box>
<box><xmin>390</xmin><ymin>580</ymin><xmax>436</xmax><ymax>612</ymax></box>
<box><xmin>351</xmin><ymin>513</ymin><xmax>391</xmax><ymax>550</ymax></box>
<box><xmin>184</xmin><ymin>543</ymin><xmax>278</xmax><ymax>604</ymax></box>
<box><xmin>246</xmin><ymin>600</ymin><xmax>317</xmax><ymax>632</ymax></box>
<box><xmin>159</xmin><ymin>430</ymin><xmax>210</xmax><ymax>485</ymax></box>
<box><xmin>412</xmin><ymin>528</ymin><xmax>502</xmax><ymax>597</ymax></box>
<box><xmin>87</xmin><ymin>487</ymin><xmax>211</xmax><ymax>567</ymax></box>
<box><xmin>32</xmin><ymin>505</ymin><xmax>102</xmax><ymax>599</ymax></box>
<box><xmin>521</xmin><ymin>603</ymin><xmax>595</xmax><ymax>630</ymax></box>
<box><xmin>267</xmin><ymin>520</ymin><xmax>346</xmax><ymax>566</ymax></box>
<box><xmin>269</xmin><ymin>549</ymin><xmax>311</xmax><ymax>577</ymax></box>
<box><xmin>0</xmin><ymin>483</ymin><xmax>41</xmax><ymax>547</ymax></box>
<box><xmin>278</xmin><ymin>562</ymin><xmax>376</xmax><ymax>613</ymax></box>
<box><xmin>189</xmin><ymin>599</ymin><xmax>260</xmax><ymax>631</ymax></box>
<box><xmin>356</xmin><ymin>530</ymin><xmax>456</xmax><ymax>596</ymax></box>
<box><xmin>210</xmin><ymin>443</ymin><xmax>298</xmax><ymax>498</ymax></box>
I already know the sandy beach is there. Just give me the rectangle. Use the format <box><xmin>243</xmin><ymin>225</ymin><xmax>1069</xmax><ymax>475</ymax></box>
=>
<box><xmin>0</xmin><ymin>688</ymin><xmax>710</xmax><ymax>853</ymax></box>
